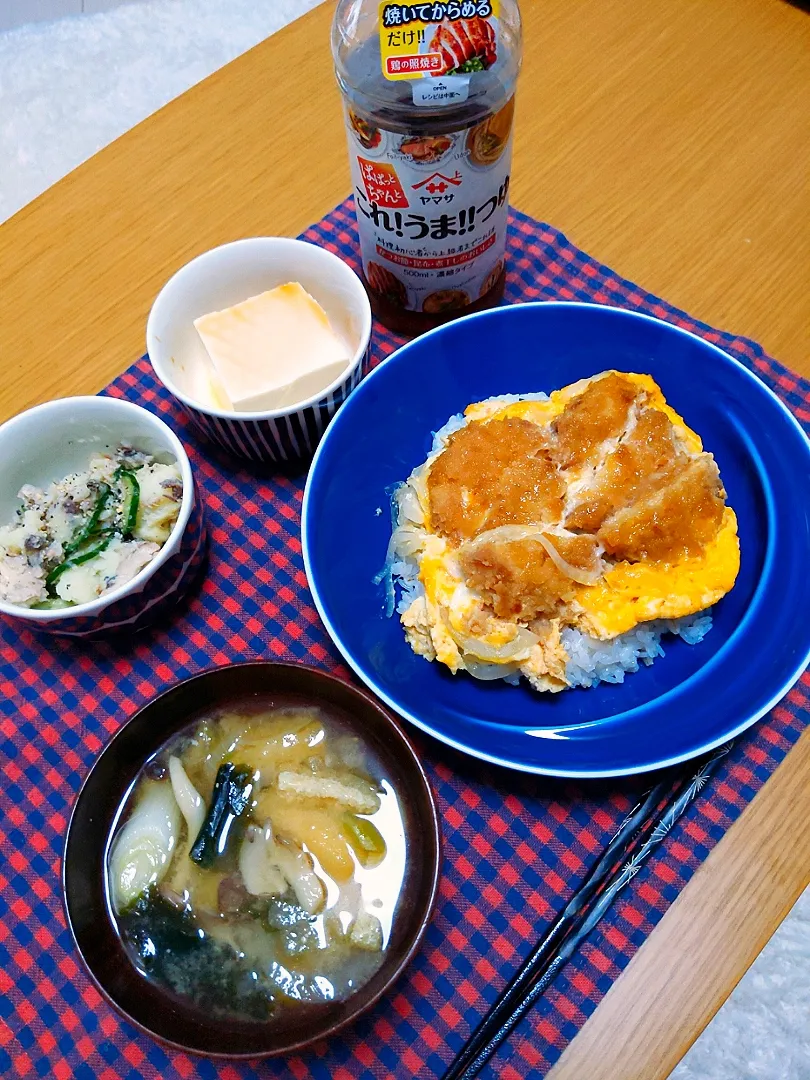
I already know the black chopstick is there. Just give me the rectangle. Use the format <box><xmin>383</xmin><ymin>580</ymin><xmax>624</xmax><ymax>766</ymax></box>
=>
<box><xmin>442</xmin><ymin>741</ymin><xmax>734</xmax><ymax>1080</ymax></box>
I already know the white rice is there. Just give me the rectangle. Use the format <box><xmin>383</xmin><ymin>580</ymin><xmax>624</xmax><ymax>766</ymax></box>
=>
<box><xmin>378</xmin><ymin>391</ymin><xmax>714</xmax><ymax>691</ymax></box>
<box><xmin>561</xmin><ymin>613</ymin><xmax>712</xmax><ymax>688</ymax></box>
<box><xmin>431</xmin><ymin>413</ymin><xmax>467</xmax><ymax>445</ymax></box>
<box><xmin>393</xmin><ymin>556</ymin><xmax>423</xmax><ymax>615</ymax></box>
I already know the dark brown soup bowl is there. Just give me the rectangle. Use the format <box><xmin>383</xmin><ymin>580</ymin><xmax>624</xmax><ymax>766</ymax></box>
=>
<box><xmin>63</xmin><ymin>661</ymin><xmax>442</xmax><ymax>1058</ymax></box>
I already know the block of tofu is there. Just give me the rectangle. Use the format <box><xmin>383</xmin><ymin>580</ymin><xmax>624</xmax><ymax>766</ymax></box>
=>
<box><xmin>193</xmin><ymin>282</ymin><xmax>352</xmax><ymax>412</ymax></box>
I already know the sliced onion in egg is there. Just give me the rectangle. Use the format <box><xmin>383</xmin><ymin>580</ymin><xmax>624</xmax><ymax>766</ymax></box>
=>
<box><xmin>396</xmin><ymin>479</ymin><xmax>425</xmax><ymax>526</ymax></box>
<box><xmin>389</xmin><ymin>524</ymin><xmax>425</xmax><ymax>559</ymax></box>
<box><xmin>463</xmin><ymin>658</ymin><xmax>522</xmax><ymax>681</ymax></box>
<box><xmin>452</xmin><ymin>625</ymin><xmax>539</xmax><ymax>663</ymax></box>
<box><xmin>533</xmin><ymin>534</ymin><xmax>604</xmax><ymax>586</ymax></box>
<box><xmin>406</xmin><ymin>466</ymin><xmax>430</xmax><ymax>513</ymax></box>
<box><xmin>461</xmin><ymin>525</ymin><xmax>604</xmax><ymax>586</ymax></box>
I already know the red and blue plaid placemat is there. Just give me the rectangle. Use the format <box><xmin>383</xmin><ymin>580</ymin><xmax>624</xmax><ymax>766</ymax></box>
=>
<box><xmin>1</xmin><ymin>198</ymin><xmax>808</xmax><ymax>1080</ymax></box>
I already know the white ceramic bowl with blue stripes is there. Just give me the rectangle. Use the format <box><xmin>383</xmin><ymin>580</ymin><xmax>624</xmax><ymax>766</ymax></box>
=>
<box><xmin>146</xmin><ymin>238</ymin><xmax>372</xmax><ymax>463</ymax></box>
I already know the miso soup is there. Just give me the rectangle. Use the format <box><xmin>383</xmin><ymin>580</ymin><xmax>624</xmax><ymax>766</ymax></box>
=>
<box><xmin>106</xmin><ymin>701</ymin><xmax>407</xmax><ymax>1021</ymax></box>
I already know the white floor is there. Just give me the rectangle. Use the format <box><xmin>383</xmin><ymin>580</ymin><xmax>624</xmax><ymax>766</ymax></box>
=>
<box><xmin>0</xmin><ymin>0</ymin><xmax>322</xmax><ymax>222</ymax></box>
<box><xmin>1</xmin><ymin>3</ymin><xmax>809</xmax><ymax>1077</ymax></box>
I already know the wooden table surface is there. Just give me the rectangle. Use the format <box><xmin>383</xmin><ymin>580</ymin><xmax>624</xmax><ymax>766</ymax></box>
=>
<box><xmin>1</xmin><ymin>0</ymin><xmax>809</xmax><ymax>1075</ymax></box>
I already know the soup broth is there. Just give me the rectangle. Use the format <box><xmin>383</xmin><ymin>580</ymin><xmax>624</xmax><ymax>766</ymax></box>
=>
<box><xmin>107</xmin><ymin>701</ymin><xmax>407</xmax><ymax>1022</ymax></box>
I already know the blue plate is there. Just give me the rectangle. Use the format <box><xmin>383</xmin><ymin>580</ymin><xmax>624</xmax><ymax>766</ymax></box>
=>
<box><xmin>302</xmin><ymin>303</ymin><xmax>810</xmax><ymax>777</ymax></box>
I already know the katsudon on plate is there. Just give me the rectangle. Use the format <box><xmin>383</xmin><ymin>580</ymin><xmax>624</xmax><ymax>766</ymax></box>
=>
<box><xmin>380</xmin><ymin>370</ymin><xmax>740</xmax><ymax>692</ymax></box>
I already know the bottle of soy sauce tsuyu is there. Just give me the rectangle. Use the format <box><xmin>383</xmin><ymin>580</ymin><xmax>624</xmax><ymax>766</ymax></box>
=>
<box><xmin>333</xmin><ymin>0</ymin><xmax>522</xmax><ymax>335</ymax></box>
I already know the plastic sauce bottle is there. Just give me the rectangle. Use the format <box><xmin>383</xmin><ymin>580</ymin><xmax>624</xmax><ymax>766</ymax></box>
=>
<box><xmin>333</xmin><ymin>1</ymin><xmax>522</xmax><ymax>335</ymax></box>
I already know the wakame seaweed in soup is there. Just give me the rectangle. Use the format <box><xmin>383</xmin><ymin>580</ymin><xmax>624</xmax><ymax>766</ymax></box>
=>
<box><xmin>107</xmin><ymin>703</ymin><xmax>407</xmax><ymax>1021</ymax></box>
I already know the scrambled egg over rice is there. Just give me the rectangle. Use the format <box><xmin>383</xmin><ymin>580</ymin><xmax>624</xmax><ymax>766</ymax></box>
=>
<box><xmin>384</xmin><ymin>371</ymin><xmax>740</xmax><ymax>693</ymax></box>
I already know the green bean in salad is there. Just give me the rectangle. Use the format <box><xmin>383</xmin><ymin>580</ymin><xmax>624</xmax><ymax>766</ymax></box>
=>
<box><xmin>45</xmin><ymin>534</ymin><xmax>115</xmax><ymax>589</ymax></box>
<box><xmin>114</xmin><ymin>467</ymin><xmax>141</xmax><ymax>538</ymax></box>
<box><xmin>63</xmin><ymin>482</ymin><xmax>111</xmax><ymax>557</ymax></box>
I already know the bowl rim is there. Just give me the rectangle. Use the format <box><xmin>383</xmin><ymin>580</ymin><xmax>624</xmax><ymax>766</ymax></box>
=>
<box><xmin>0</xmin><ymin>395</ymin><xmax>195</xmax><ymax>623</ymax></box>
<box><xmin>62</xmin><ymin>660</ymin><xmax>443</xmax><ymax>1058</ymax></box>
<box><xmin>146</xmin><ymin>237</ymin><xmax>373</xmax><ymax>422</ymax></box>
<box><xmin>301</xmin><ymin>299</ymin><xmax>810</xmax><ymax>778</ymax></box>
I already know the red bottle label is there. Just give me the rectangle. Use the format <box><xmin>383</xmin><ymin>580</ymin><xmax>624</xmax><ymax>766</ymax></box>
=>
<box><xmin>346</xmin><ymin>98</ymin><xmax>514</xmax><ymax>315</ymax></box>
